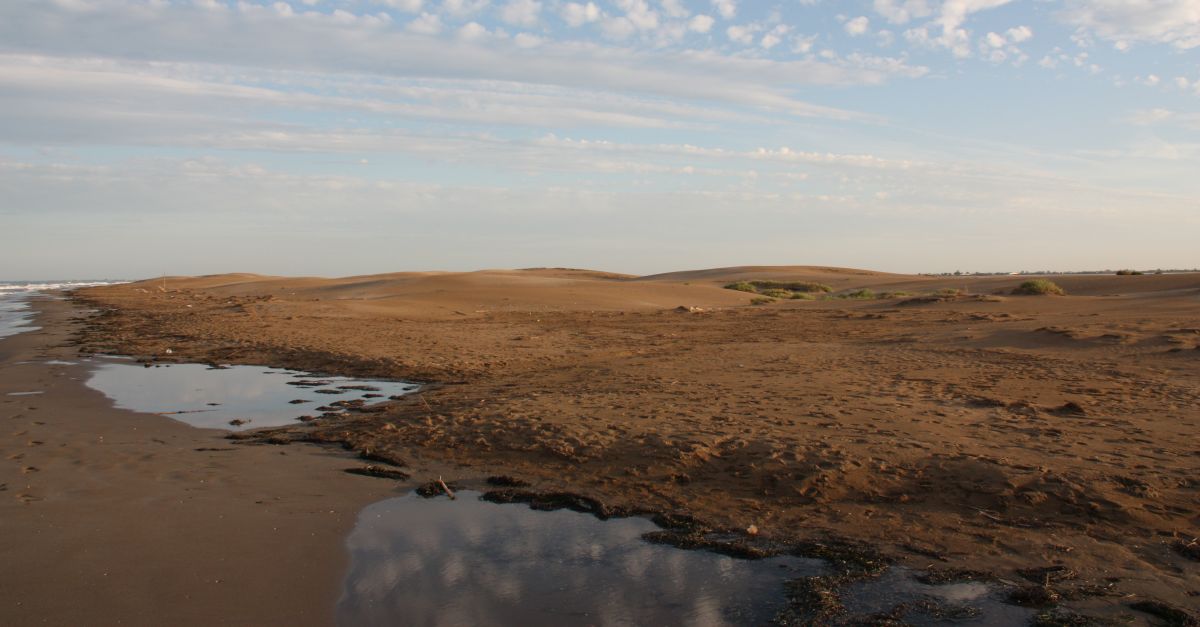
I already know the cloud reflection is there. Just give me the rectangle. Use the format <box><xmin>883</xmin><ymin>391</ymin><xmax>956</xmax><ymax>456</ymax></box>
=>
<box><xmin>337</xmin><ymin>492</ymin><xmax>819</xmax><ymax>627</ymax></box>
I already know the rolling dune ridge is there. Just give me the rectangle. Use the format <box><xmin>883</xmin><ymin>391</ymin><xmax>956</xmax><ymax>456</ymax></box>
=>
<box><xmin>71</xmin><ymin>267</ymin><xmax>1200</xmax><ymax>617</ymax></box>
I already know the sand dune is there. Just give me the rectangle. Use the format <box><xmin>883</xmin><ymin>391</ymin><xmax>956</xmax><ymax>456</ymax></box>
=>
<box><xmin>65</xmin><ymin>267</ymin><xmax>1200</xmax><ymax>617</ymax></box>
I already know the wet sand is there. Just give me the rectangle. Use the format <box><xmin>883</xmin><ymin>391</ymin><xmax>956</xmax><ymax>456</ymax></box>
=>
<box><xmin>7</xmin><ymin>266</ymin><xmax>1200</xmax><ymax>622</ymax></box>
<box><xmin>0</xmin><ymin>298</ymin><xmax>412</xmax><ymax>626</ymax></box>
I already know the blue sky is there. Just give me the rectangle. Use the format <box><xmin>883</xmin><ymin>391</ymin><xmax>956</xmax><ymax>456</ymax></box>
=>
<box><xmin>1</xmin><ymin>0</ymin><xmax>1197</xmax><ymax>278</ymax></box>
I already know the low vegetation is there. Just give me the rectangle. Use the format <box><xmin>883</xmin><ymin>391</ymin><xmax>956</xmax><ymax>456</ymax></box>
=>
<box><xmin>725</xmin><ymin>280</ymin><xmax>987</xmax><ymax>305</ymax></box>
<box><xmin>1012</xmin><ymin>279</ymin><xmax>1066</xmax><ymax>296</ymax></box>
<box><xmin>723</xmin><ymin>280</ymin><xmax>833</xmax><ymax>298</ymax></box>
<box><xmin>1115</xmin><ymin>269</ymin><xmax>1144</xmax><ymax>276</ymax></box>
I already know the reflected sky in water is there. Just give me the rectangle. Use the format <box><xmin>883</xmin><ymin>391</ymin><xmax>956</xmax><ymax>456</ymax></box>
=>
<box><xmin>841</xmin><ymin>567</ymin><xmax>1034</xmax><ymax>626</ymax></box>
<box><xmin>338</xmin><ymin>492</ymin><xmax>823</xmax><ymax>627</ymax></box>
<box><xmin>85</xmin><ymin>361</ymin><xmax>418</xmax><ymax>430</ymax></box>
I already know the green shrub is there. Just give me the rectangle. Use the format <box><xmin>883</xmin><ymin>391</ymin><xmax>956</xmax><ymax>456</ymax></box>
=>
<box><xmin>936</xmin><ymin>288</ymin><xmax>965</xmax><ymax>296</ymax></box>
<box><xmin>879</xmin><ymin>291</ymin><xmax>911</xmax><ymax>299</ymax></box>
<box><xmin>750</xmin><ymin>296</ymin><xmax>775</xmax><ymax>305</ymax></box>
<box><xmin>838</xmin><ymin>289</ymin><xmax>877</xmax><ymax>299</ymax></box>
<box><xmin>1115</xmin><ymin>269</ymin><xmax>1144</xmax><ymax>276</ymax></box>
<box><xmin>760</xmin><ymin>288</ymin><xmax>793</xmax><ymax>298</ymax></box>
<box><xmin>748</xmin><ymin>280</ymin><xmax>833</xmax><ymax>293</ymax></box>
<box><xmin>790</xmin><ymin>292</ymin><xmax>816</xmax><ymax>300</ymax></box>
<box><xmin>725</xmin><ymin>281</ymin><xmax>758</xmax><ymax>293</ymax></box>
<box><xmin>1012</xmin><ymin>279</ymin><xmax>1065</xmax><ymax>296</ymax></box>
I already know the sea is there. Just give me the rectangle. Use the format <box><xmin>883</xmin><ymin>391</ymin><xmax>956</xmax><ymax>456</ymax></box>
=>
<box><xmin>0</xmin><ymin>280</ymin><xmax>127</xmax><ymax>339</ymax></box>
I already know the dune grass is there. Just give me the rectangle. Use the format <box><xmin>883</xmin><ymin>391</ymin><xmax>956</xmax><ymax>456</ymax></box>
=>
<box><xmin>722</xmin><ymin>280</ymin><xmax>834</xmax><ymax>301</ymax></box>
<box><xmin>1012</xmin><ymin>279</ymin><xmax>1066</xmax><ymax>296</ymax></box>
<box><xmin>837</xmin><ymin>289</ymin><xmax>877</xmax><ymax>300</ymax></box>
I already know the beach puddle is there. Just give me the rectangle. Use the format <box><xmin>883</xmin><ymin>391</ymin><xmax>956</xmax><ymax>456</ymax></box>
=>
<box><xmin>340</xmin><ymin>492</ymin><xmax>1036</xmax><ymax>626</ymax></box>
<box><xmin>338</xmin><ymin>491</ymin><xmax>823</xmax><ymax>626</ymax></box>
<box><xmin>6</xmin><ymin>391</ymin><xmax>45</xmax><ymax>397</ymax></box>
<box><xmin>85</xmin><ymin>361</ymin><xmax>418</xmax><ymax>430</ymax></box>
<box><xmin>841</xmin><ymin>567</ymin><xmax>1034</xmax><ymax>624</ymax></box>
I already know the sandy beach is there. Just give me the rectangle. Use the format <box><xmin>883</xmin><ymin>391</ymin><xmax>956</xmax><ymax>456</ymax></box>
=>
<box><xmin>0</xmin><ymin>297</ymin><xmax>422</xmax><ymax>626</ymax></box>
<box><xmin>24</xmin><ymin>266</ymin><xmax>1192</xmax><ymax>622</ymax></box>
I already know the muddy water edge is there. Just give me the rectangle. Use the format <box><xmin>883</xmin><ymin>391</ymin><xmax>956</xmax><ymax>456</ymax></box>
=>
<box><xmin>0</xmin><ymin>297</ymin><xmax>411</xmax><ymax>626</ymax></box>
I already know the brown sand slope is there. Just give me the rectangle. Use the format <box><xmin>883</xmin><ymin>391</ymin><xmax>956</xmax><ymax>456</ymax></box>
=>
<box><xmin>139</xmin><ymin>269</ymin><xmax>755</xmax><ymax>319</ymax></box>
<box><xmin>73</xmin><ymin>267</ymin><xmax>1200</xmax><ymax>618</ymax></box>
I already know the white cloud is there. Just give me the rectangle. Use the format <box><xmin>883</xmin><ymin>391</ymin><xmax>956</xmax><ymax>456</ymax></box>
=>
<box><xmin>560</xmin><ymin>1</ymin><xmax>600</xmax><ymax>26</ymax></box>
<box><xmin>0</xmin><ymin>1</ymin><xmax>932</xmax><ymax>128</ymax></box>
<box><xmin>1006</xmin><ymin>25</ymin><xmax>1032</xmax><ymax>43</ymax></box>
<box><xmin>456</xmin><ymin>21</ymin><xmax>487</xmax><ymax>39</ymax></box>
<box><xmin>378</xmin><ymin>0</ymin><xmax>424</xmax><ymax>12</ymax></box>
<box><xmin>873</xmin><ymin>0</ymin><xmax>931</xmax><ymax>25</ymax></box>
<box><xmin>688</xmin><ymin>14</ymin><xmax>714</xmax><ymax>33</ymax></box>
<box><xmin>498</xmin><ymin>0</ymin><xmax>540</xmax><ymax>26</ymax></box>
<box><xmin>726</xmin><ymin>23</ymin><xmax>757</xmax><ymax>45</ymax></box>
<box><xmin>905</xmin><ymin>0</ymin><xmax>1014</xmax><ymax>57</ymax></box>
<box><xmin>711</xmin><ymin>0</ymin><xmax>736</xmax><ymax>20</ymax></box>
<box><xmin>615</xmin><ymin>0</ymin><xmax>658</xmax><ymax>30</ymax></box>
<box><xmin>1060</xmin><ymin>0</ymin><xmax>1200</xmax><ymax>50</ymax></box>
<box><xmin>441</xmin><ymin>0</ymin><xmax>489</xmax><ymax>17</ymax></box>
<box><xmin>406</xmin><ymin>12</ymin><xmax>442</xmax><ymax>33</ymax></box>
<box><xmin>599</xmin><ymin>15</ymin><xmax>636</xmax><ymax>39</ymax></box>
<box><xmin>513</xmin><ymin>32</ymin><xmax>542</xmax><ymax>47</ymax></box>
<box><xmin>660</xmin><ymin>0</ymin><xmax>689</xmax><ymax>19</ymax></box>
<box><xmin>761</xmin><ymin>24</ymin><xmax>790</xmax><ymax>49</ymax></box>
<box><xmin>845</xmin><ymin>16</ymin><xmax>870</xmax><ymax>36</ymax></box>
<box><xmin>792</xmin><ymin>34</ymin><xmax>817</xmax><ymax>53</ymax></box>
<box><xmin>984</xmin><ymin>31</ymin><xmax>1005</xmax><ymax>47</ymax></box>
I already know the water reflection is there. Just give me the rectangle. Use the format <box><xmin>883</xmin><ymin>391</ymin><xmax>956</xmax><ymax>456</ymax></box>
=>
<box><xmin>338</xmin><ymin>492</ymin><xmax>823</xmax><ymax>627</ymax></box>
<box><xmin>85</xmin><ymin>361</ymin><xmax>418</xmax><ymax>430</ymax></box>
<box><xmin>841</xmin><ymin>567</ymin><xmax>1033</xmax><ymax>625</ymax></box>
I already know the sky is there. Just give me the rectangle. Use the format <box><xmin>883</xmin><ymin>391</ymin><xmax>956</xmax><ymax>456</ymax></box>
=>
<box><xmin>1</xmin><ymin>0</ymin><xmax>1198</xmax><ymax>279</ymax></box>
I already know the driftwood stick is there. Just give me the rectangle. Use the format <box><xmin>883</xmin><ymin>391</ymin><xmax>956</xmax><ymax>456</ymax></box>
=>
<box><xmin>437</xmin><ymin>476</ymin><xmax>456</xmax><ymax>500</ymax></box>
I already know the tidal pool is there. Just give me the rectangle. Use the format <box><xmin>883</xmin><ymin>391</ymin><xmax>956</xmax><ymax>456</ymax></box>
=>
<box><xmin>339</xmin><ymin>493</ymin><xmax>1037</xmax><ymax>626</ymax></box>
<box><xmin>840</xmin><ymin>567</ymin><xmax>1034</xmax><ymax>625</ymax></box>
<box><xmin>338</xmin><ymin>491</ymin><xmax>824</xmax><ymax>627</ymax></box>
<box><xmin>85</xmin><ymin>360</ymin><xmax>418</xmax><ymax>430</ymax></box>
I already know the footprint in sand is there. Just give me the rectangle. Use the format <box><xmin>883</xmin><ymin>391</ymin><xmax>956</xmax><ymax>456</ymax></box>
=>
<box><xmin>21</xmin><ymin>466</ymin><xmax>39</xmax><ymax>474</ymax></box>
<box><xmin>16</xmin><ymin>493</ymin><xmax>42</xmax><ymax>504</ymax></box>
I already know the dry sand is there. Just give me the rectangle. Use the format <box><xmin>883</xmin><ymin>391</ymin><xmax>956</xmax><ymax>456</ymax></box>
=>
<box><xmin>5</xmin><ymin>267</ymin><xmax>1199</xmax><ymax>622</ymax></box>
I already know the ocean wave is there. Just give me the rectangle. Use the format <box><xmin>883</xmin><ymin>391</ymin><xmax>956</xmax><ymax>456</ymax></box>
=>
<box><xmin>0</xmin><ymin>281</ymin><xmax>127</xmax><ymax>294</ymax></box>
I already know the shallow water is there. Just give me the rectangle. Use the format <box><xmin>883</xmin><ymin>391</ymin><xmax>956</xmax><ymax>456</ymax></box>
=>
<box><xmin>85</xmin><ymin>361</ymin><xmax>418</xmax><ymax>430</ymax></box>
<box><xmin>0</xmin><ymin>281</ymin><xmax>125</xmax><ymax>340</ymax></box>
<box><xmin>0</xmin><ymin>292</ymin><xmax>40</xmax><ymax>339</ymax></box>
<box><xmin>338</xmin><ymin>491</ymin><xmax>824</xmax><ymax>627</ymax></box>
<box><xmin>841</xmin><ymin>567</ymin><xmax>1034</xmax><ymax>625</ymax></box>
<box><xmin>340</xmin><ymin>493</ymin><xmax>1038</xmax><ymax>627</ymax></box>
